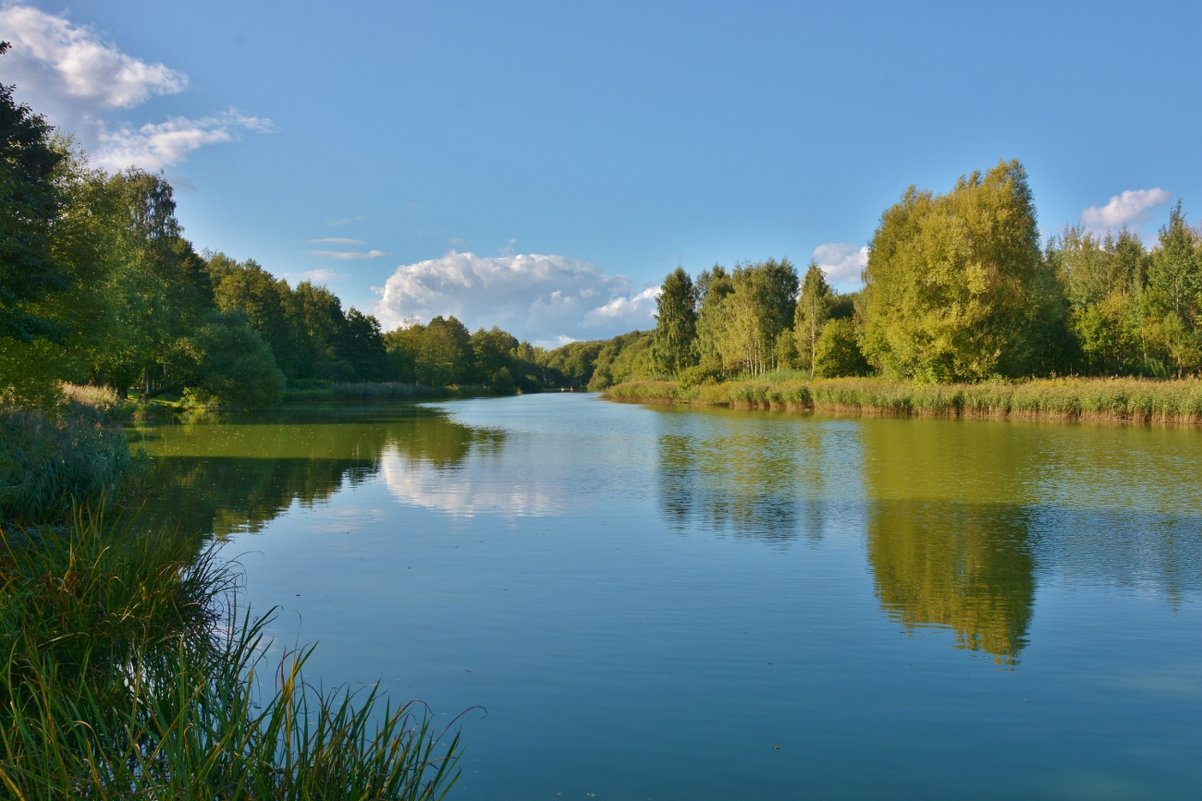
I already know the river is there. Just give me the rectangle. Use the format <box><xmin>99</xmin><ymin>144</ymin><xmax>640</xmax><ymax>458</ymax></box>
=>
<box><xmin>132</xmin><ymin>392</ymin><xmax>1202</xmax><ymax>800</ymax></box>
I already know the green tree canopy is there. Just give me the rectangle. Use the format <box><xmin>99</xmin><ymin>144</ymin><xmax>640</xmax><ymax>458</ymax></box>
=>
<box><xmin>696</xmin><ymin>259</ymin><xmax>798</xmax><ymax>376</ymax></box>
<box><xmin>1146</xmin><ymin>200</ymin><xmax>1200</xmax><ymax>321</ymax></box>
<box><xmin>415</xmin><ymin>316</ymin><xmax>472</xmax><ymax>386</ymax></box>
<box><xmin>0</xmin><ymin>41</ymin><xmax>68</xmax><ymax>346</ymax></box>
<box><xmin>859</xmin><ymin>160</ymin><xmax>1053</xmax><ymax>382</ymax></box>
<box><xmin>813</xmin><ymin>318</ymin><xmax>870</xmax><ymax>378</ymax></box>
<box><xmin>177</xmin><ymin>309</ymin><xmax>285</xmax><ymax>408</ymax></box>
<box><xmin>651</xmin><ymin>267</ymin><xmax>698</xmax><ymax>376</ymax></box>
<box><xmin>793</xmin><ymin>261</ymin><xmax>831</xmax><ymax>375</ymax></box>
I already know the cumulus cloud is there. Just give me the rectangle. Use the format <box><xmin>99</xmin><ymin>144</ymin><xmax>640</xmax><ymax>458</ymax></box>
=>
<box><xmin>309</xmin><ymin>248</ymin><xmax>387</xmax><ymax>261</ymax></box>
<box><xmin>92</xmin><ymin>110</ymin><xmax>273</xmax><ymax>172</ymax></box>
<box><xmin>374</xmin><ymin>251</ymin><xmax>658</xmax><ymax>345</ymax></box>
<box><xmin>0</xmin><ymin>5</ymin><xmax>270</xmax><ymax>170</ymax></box>
<box><xmin>584</xmin><ymin>286</ymin><xmax>661</xmax><ymax>325</ymax></box>
<box><xmin>811</xmin><ymin>243</ymin><xmax>868</xmax><ymax>290</ymax></box>
<box><xmin>1081</xmin><ymin>188</ymin><xmax>1171</xmax><ymax>233</ymax></box>
<box><xmin>0</xmin><ymin>5</ymin><xmax>186</xmax><ymax>109</ymax></box>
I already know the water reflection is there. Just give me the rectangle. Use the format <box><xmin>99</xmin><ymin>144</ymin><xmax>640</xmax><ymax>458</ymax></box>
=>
<box><xmin>859</xmin><ymin>420</ymin><xmax>1037</xmax><ymax>665</ymax></box>
<box><xmin>867</xmin><ymin>500</ymin><xmax>1035</xmax><ymax>665</ymax></box>
<box><xmin>379</xmin><ymin>441</ymin><xmax>561</xmax><ymax>517</ymax></box>
<box><xmin>1025</xmin><ymin>425</ymin><xmax>1202</xmax><ymax>605</ymax></box>
<box><xmin>136</xmin><ymin>398</ymin><xmax>1202</xmax><ymax>676</ymax></box>
<box><xmin>655</xmin><ymin>409</ymin><xmax>863</xmax><ymax>545</ymax></box>
<box><xmin>134</xmin><ymin>405</ymin><xmax>503</xmax><ymax>538</ymax></box>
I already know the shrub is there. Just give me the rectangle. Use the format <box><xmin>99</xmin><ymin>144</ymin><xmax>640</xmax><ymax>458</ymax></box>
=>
<box><xmin>178</xmin><ymin>310</ymin><xmax>285</xmax><ymax>409</ymax></box>
<box><xmin>813</xmin><ymin>319</ymin><xmax>871</xmax><ymax>378</ymax></box>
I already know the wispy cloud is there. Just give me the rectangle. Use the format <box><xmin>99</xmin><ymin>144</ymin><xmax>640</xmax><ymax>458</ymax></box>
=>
<box><xmin>374</xmin><ymin>251</ymin><xmax>657</xmax><ymax>345</ymax></box>
<box><xmin>281</xmin><ymin>268</ymin><xmax>343</xmax><ymax>286</ymax></box>
<box><xmin>1081</xmin><ymin>188</ymin><xmax>1171</xmax><ymax>233</ymax></box>
<box><xmin>309</xmin><ymin>248</ymin><xmax>386</xmax><ymax>261</ymax></box>
<box><xmin>92</xmin><ymin>109</ymin><xmax>273</xmax><ymax>172</ymax></box>
<box><xmin>811</xmin><ymin>242</ymin><xmax>867</xmax><ymax>290</ymax></box>
<box><xmin>308</xmin><ymin>237</ymin><xmax>364</xmax><ymax>246</ymax></box>
<box><xmin>0</xmin><ymin>4</ymin><xmax>270</xmax><ymax>171</ymax></box>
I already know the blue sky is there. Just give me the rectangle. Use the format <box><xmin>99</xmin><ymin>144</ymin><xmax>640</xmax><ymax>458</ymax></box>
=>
<box><xmin>3</xmin><ymin>0</ymin><xmax>1199</xmax><ymax>345</ymax></box>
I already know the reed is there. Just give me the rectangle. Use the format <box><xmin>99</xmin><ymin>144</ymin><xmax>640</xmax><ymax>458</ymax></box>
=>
<box><xmin>603</xmin><ymin>375</ymin><xmax>1202</xmax><ymax>425</ymax></box>
<box><xmin>0</xmin><ymin>403</ymin><xmax>143</xmax><ymax>526</ymax></box>
<box><xmin>0</xmin><ymin>513</ymin><xmax>460</xmax><ymax>800</ymax></box>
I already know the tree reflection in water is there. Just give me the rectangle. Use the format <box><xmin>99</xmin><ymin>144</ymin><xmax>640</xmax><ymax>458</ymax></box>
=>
<box><xmin>133</xmin><ymin>405</ymin><xmax>503</xmax><ymax>539</ymax></box>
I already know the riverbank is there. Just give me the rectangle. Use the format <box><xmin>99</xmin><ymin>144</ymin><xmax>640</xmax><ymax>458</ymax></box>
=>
<box><xmin>0</xmin><ymin>389</ymin><xmax>459</xmax><ymax>799</ymax></box>
<box><xmin>603</xmin><ymin>374</ymin><xmax>1202</xmax><ymax>425</ymax></box>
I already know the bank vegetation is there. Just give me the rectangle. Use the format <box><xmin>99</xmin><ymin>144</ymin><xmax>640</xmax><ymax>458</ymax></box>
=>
<box><xmin>605</xmin><ymin>374</ymin><xmax>1202</xmax><ymax>425</ymax></box>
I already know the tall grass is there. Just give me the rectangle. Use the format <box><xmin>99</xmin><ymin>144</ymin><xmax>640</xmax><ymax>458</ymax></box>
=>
<box><xmin>604</xmin><ymin>375</ymin><xmax>1202</xmax><ymax>425</ymax></box>
<box><xmin>0</xmin><ymin>402</ymin><xmax>143</xmax><ymax>526</ymax></box>
<box><xmin>58</xmin><ymin>383</ymin><xmax>135</xmax><ymax>421</ymax></box>
<box><xmin>0</xmin><ymin>513</ymin><xmax>460</xmax><ymax>800</ymax></box>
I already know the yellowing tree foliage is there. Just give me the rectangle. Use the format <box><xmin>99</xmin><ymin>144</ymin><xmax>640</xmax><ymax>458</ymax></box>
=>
<box><xmin>859</xmin><ymin>160</ymin><xmax>1054</xmax><ymax>382</ymax></box>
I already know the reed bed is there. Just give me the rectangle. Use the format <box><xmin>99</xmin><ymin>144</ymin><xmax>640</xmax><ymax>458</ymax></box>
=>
<box><xmin>0</xmin><ymin>513</ymin><xmax>460</xmax><ymax>800</ymax></box>
<box><xmin>604</xmin><ymin>376</ymin><xmax>1202</xmax><ymax>425</ymax></box>
<box><xmin>0</xmin><ymin>403</ymin><xmax>142</xmax><ymax>526</ymax></box>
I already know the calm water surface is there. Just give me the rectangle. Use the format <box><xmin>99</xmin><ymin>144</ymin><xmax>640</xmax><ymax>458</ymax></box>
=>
<box><xmin>133</xmin><ymin>394</ymin><xmax>1202</xmax><ymax>801</ymax></box>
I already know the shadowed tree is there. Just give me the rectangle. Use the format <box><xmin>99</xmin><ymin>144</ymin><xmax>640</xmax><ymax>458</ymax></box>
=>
<box><xmin>0</xmin><ymin>41</ymin><xmax>68</xmax><ymax>345</ymax></box>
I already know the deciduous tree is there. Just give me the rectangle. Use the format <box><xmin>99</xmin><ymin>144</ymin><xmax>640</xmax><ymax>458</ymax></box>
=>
<box><xmin>793</xmin><ymin>262</ymin><xmax>831</xmax><ymax>375</ymax></box>
<box><xmin>651</xmin><ymin>267</ymin><xmax>698</xmax><ymax>376</ymax></box>
<box><xmin>860</xmin><ymin>160</ymin><xmax>1051</xmax><ymax>381</ymax></box>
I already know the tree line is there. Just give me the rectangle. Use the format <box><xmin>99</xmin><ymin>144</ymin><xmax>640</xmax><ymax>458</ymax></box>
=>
<box><xmin>1</xmin><ymin>46</ymin><xmax>587</xmax><ymax>408</ymax></box>
<box><xmin>647</xmin><ymin>160</ymin><xmax>1202</xmax><ymax>385</ymax></box>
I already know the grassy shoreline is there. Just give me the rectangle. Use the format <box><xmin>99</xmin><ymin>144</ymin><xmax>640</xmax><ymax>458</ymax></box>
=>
<box><xmin>603</xmin><ymin>374</ymin><xmax>1202</xmax><ymax>425</ymax></box>
<box><xmin>0</xmin><ymin>515</ymin><xmax>460</xmax><ymax>800</ymax></box>
<box><xmin>1</xmin><ymin>388</ymin><xmax>460</xmax><ymax>799</ymax></box>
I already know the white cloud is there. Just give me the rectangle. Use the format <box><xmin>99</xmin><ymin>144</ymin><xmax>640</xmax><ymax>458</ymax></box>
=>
<box><xmin>309</xmin><ymin>237</ymin><xmax>364</xmax><ymax>245</ymax></box>
<box><xmin>811</xmin><ymin>242</ymin><xmax>868</xmax><ymax>290</ymax></box>
<box><xmin>1081</xmin><ymin>188</ymin><xmax>1171</xmax><ymax>233</ymax></box>
<box><xmin>0</xmin><ymin>5</ymin><xmax>186</xmax><ymax>110</ymax></box>
<box><xmin>92</xmin><ymin>110</ymin><xmax>273</xmax><ymax>172</ymax></box>
<box><xmin>374</xmin><ymin>251</ymin><xmax>658</xmax><ymax>345</ymax></box>
<box><xmin>380</xmin><ymin>444</ymin><xmax>564</xmax><ymax>518</ymax></box>
<box><xmin>309</xmin><ymin>248</ymin><xmax>386</xmax><ymax>261</ymax></box>
<box><xmin>0</xmin><ymin>5</ymin><xmax>270</xmax><ymax>171</ymax></box>
<box><xmin>281</xmin><ymin>269</ymin><xmax>342</xmax><ymax>286</ymax></box>
<box><xmin>584</xmin><ymin>286</ymin><xmax>660</xmax><ymax>324</ymax></box>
